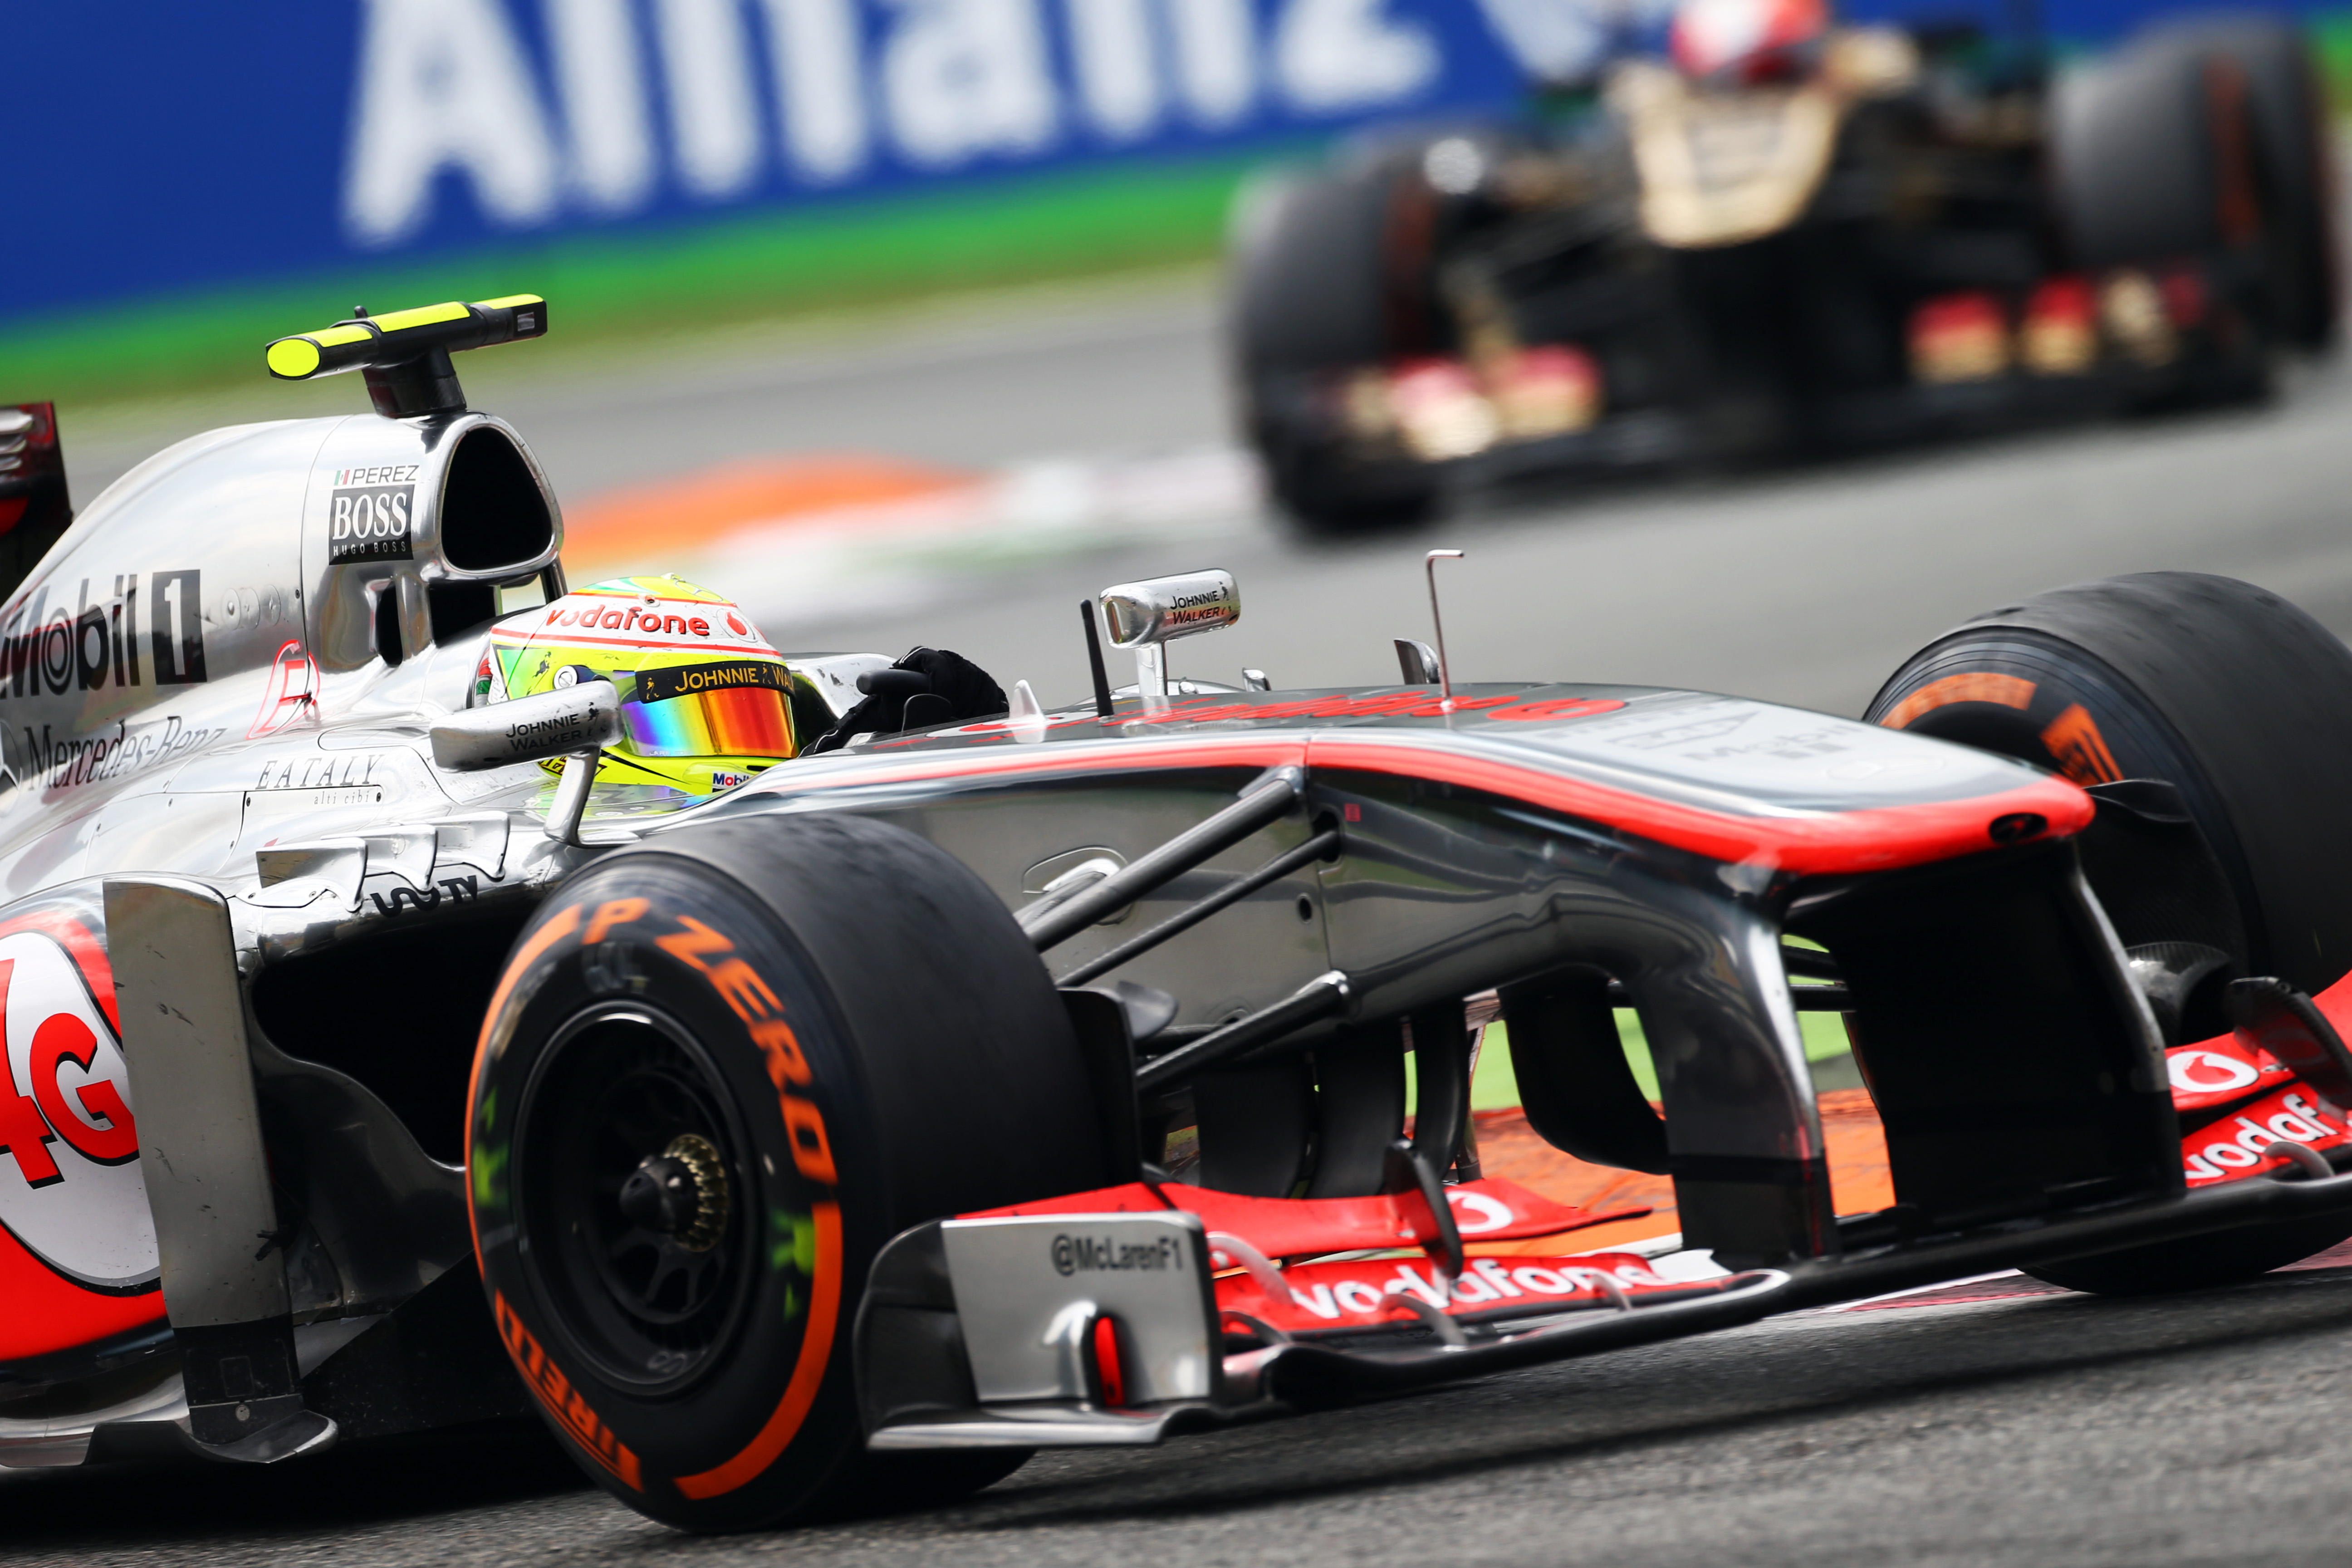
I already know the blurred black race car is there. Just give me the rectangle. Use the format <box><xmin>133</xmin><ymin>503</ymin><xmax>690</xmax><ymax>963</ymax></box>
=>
<box><xmin>1230</xmin><ymin>4</ymin><xmax>2337</xmax><ymax>529</ymax></box>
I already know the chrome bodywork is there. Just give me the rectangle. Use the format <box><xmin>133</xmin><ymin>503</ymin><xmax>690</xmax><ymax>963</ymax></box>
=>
<box><xmin>0</xmin><ymin>396</ymin><xmax>2174</xmax><ymax>1472</ymax></box>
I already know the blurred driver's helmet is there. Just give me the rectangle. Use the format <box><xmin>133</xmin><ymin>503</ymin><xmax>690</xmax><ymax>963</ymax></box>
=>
<box><xmin>480</xmin><ymin>574</ymin><xmax>798</xmax><ymax>795</ymax></box>
<box><xmin>1670</xmin><ymin>0</ymin><xmax>1829</xmax><ymax>82</ymax></box>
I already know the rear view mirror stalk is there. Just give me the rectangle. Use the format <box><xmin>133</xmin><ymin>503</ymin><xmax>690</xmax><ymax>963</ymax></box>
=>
<box><xmin>1098</xmin><ymin>570</ymin><xmax>1240</xmax><ymax>708</ymax></box>
<box><xmin>429</xmin><ymin>679</ymin><xmax>621</xmax><ymax>845</ymax></box>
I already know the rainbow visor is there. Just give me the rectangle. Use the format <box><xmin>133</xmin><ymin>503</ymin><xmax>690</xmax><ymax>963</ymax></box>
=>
<box><xmin>620</xmin><ymin>661</ymin><xmax>798</xmax><ymax>759</ymax></box>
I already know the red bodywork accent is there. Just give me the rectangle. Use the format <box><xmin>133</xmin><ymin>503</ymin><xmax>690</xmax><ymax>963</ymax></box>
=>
<box><xmin>782</xmin><ymin>730</ymin><xmax>2094</xmax><ymax>878</ymax></box>
<box><xmin>1306</xmin><ymin>735</ymin><xmax>2090</xmax><ymax>874</ymax></box>
<box><xmin>247</xmin><ymin>640</ymin><xmax>318</xmax><ymax>738</ymax></box>
<box><xmin>970</xmin><ymin>1175</ymin><xmax>1647</xmax><ymax>1258</ymax></box>
<box><xmin>975</xmin><ymin>981</ymin><xmax>2352</xmax><ymax>1318</ymax></box>
<box><xmin>0</xmin><ymin>404</ymin><xmax>69</xmax><ymax>546</ymax></box>
<box><xmin>2169</xmin><ymin>970</ymin><xmax>2352</xmax><ymax>1187</ymax></box>
<box><xmin>0</xmin><ymin>1235</ymin><xmax>166</xmax><ymax>1363</ymax></box>
<box><xmin>0</xmin><ymin>908</ymin><xmax>164</xmax><ymax>1365</ymax></box>
<box><xmin>1217</xmin><ymin>1249</ymin><xmax>1737</xmax><ymax>1335</ymax></box>
<box><xmin>1092</xmin><ymin>1314</ymin><xmax>1127</xmax><ymax>1406</ymax></box>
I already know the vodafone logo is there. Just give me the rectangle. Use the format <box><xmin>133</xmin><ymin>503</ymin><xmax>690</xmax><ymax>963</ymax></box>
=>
<box><xmin>0</xmin><ymin>930</ymin><xmax>155</xmax><ymax>1290</ymax></box>
<box><xmin>2169</xmin><ymin>1050</ymin><xmax>2261</xmax><ymax>1096</ymax></box>
<box><xmin>545</xmin><ymin>601</ymin><xmax>713</xmax><ymax>638</ymax></box>
<box><xmin>2181</xmin><ymin>1088</ymin><xmax>2352</xmax><ymax>1186</ymax></box>
<box><xmin>525</xmin><ymin>597</ymin><xmax>778</xmax><ymax>654</ymax></box>
<box><xmin>1225</xmin><ymin>1251</ymin><xmax>1678</xmax><ymax>1329</ymax></box>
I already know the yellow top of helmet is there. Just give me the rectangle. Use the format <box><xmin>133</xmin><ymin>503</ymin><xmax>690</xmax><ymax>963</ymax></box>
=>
<box><xmin>481</xmin><ymin>574</ymin><xmax>796</xmax><ymax>796</ymax></box>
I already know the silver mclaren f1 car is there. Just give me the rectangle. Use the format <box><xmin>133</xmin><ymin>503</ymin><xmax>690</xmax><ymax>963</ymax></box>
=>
<box><xmin>7</xmin><ymin>299</ymin><xmax>2352</xmax><ymax>1534</ymax></box>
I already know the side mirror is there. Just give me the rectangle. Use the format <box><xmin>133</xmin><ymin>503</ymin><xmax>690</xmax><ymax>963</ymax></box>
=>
<box><xmin>1098</xmin><ymin>569</ymin><xmax>1239</xmax><ymax>701</ymax></box>
<box><xmin>431</xmin><ymin>682</ymin><xmax>622</xmax><ymax>847</ymax></box>
<box><xmin>430</xmin><ymin>682</ymin><xmax>620</xmax><ymax>771</ymax></box>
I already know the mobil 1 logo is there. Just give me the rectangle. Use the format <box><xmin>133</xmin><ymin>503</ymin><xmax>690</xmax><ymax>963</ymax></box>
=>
<box><xmin>328</xmin><ymin>465</ymin><xmax>419</xmax><ymax>564</ymax></box>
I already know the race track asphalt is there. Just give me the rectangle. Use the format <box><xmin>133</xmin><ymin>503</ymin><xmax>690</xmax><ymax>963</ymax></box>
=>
<box><xmin>33</xmin><ymin>274</ymin><xmax>2352</xmax><ymax>1566</ymax></box>
<box><xmin>9</xmin><ymin>1272</ymin><xmax>2352</xmax><ymax>1566</ymax></box>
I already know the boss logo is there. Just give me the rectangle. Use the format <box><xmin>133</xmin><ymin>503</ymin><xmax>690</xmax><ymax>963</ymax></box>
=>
<box><xmin>328</xmin><ymin>484</ymin><xmax>414</xmax><ymax>563</ymax></box>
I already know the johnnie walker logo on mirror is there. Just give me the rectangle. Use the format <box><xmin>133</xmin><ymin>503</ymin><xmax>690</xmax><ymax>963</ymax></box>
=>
<box><xmin>328</xmin><ymin>465</ymin><xmax>419</xmax><ymax>564</ymax></box>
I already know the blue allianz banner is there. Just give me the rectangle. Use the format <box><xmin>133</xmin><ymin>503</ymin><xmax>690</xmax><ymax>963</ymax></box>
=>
<box><xmin>11</xmin><ymin>0</ymin><xmax>1551</xmax><ymax>327</ymax></box>
<box><xmin>9</xmin><ymin>0</ymin><xmax>2315</xmax><ymax>331</ymax></box>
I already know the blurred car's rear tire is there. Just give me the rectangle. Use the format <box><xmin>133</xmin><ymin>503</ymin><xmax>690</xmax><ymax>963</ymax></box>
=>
<box><xmin>1261</xmin><ymin>432</ymin><xmax>1442</xmax><ymax>534</ymax></box>
<box><xmin>2053</xmin><ymin>18</ymin><xmax>2334</xmax><ymax>391</ymax></box>
<box><xmin>468</xmin><ymin>815</ymin><xmax>1102</xmax><ymax>1531</ymax></box>
<box><xmin>2160</xmin><ymin>18</ymin><xmax>2338</xmax><ymax>350</ymax></box>
<box><xmin>1230</xmin><ymin>164</ymin><xmax>1443</xmax><ymax>533</ymax></box>
<box><xmin>1868</xmin><ymin>572</ymin><xmax>2352</xmax><ymax>1293</ymax></box>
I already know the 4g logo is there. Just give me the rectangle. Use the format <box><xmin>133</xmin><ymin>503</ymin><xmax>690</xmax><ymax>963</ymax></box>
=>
<box><xmin>0</xmin><ymin>948</ymin><xmax>136</xmax><ymax>1185</ymax></box>
<box><xmin>0</xmin><ymin>925</ymin><xmax>156</xmax><ymax>1293</ymax></box>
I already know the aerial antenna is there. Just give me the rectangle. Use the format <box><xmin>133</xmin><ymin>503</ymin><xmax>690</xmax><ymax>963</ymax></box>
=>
<box><xmin>1080</xmin><ymin>601</ymin><xmax>1114</xmax><ymax>718</ymax></box>
<box><xmin>1426</xmin><ymin>549</ymin><xmax>1465</xmax><ymax>708</ymax></box>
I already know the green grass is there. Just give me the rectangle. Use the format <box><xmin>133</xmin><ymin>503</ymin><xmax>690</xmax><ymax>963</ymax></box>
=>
<box><xmin>0</xmin><ymin>148</ymin><xmax>1291</xmax><ymax>410</ymax></box>
<box><xmin>2315</xmin><ymin>12</ymin><xmax>2352</xmax><ymax>108</ymax></box>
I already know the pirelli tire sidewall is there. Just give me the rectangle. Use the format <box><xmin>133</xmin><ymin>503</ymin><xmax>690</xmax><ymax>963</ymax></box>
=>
<box><xmin>470</xmin><ymin>855</ymin><xmax>859</xmax><ymax>1527</ymax></box>
<box><xmin>1866</xmin><ymin>572</ymin><xmax>2352</xmax><ymax>997</ymax></box>
<box><xmin>1864</xmin><ymin>626</ymin><xmax>2243</xmax><ymax>888</ymax></box>
<box><xmin>468</xmin><ymin>816</ymin><xmax>1101</xmax><ymax>1531</ymax></box>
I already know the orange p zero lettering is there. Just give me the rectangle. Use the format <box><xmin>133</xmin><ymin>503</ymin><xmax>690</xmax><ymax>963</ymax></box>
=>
<box><xmin>751</xmin><ymin>1018</ymin><xmax>811</xmax><ymax>1088</ymax></box>
<box><xmin>1880</xmin><ymin>673</ymin><xmax>2036</xmax><ymax>729</ymax></box>
<box><xmin>706</xmin><ymin>959</ymin><xmax>781</xmax><ymax>1024</ymax></box>
<box><xmin>586</xmin><ymin>898</ymin><xmax>647</xmax><ymax>944</ymax></box>
<box><xmin>656</xmin><ymin>916</ymin><xmax>733</xmax><ymax>970</ymax></box>
<box><xmin>781</xmin><ymin>1095</ymin><xmax>837</xmax><ymax>1184</ymax></box>
<box><xmin>480</xmin><ymin>903</ymin><xmax>580</xmax><ymax>1060</ymax></box>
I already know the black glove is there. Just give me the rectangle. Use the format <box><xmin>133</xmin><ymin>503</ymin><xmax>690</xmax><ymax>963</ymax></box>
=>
<box><xmin>808</xmin><ymin>647</ymin><xmax>1007</xmax><ymax>754</ymax></box>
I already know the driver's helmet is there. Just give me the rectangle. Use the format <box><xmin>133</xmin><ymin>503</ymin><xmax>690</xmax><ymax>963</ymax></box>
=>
<box><xmin>478</xmin><ymin>574</ymin><xmax>798</xmax><ymax>795</ymax></box>
<box><xmin>1670</xmin><ymin>0</ymin><xmax>1828</xmax><ymax>81</ymax></box>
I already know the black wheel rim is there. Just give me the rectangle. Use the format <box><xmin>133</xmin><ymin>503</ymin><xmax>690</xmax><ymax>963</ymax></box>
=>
<box><xmin>513</xmin><ymin>1003</ymin><xmax>756</xmax><ymax>1396</ymax></box>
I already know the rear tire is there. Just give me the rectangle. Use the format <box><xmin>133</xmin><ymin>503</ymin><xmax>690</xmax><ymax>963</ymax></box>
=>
<box><xmin>1230</xmin><ymin>164</ymin><xmax>1444</xmax><ymax>533</ymax></box>
<box><xmin>468</xmin><ymin>815</ymin><xmax>1103</xmax><ymax>1530</ymax></box>
<box><xmin>2169</xmin><ymin>17</ymin><xmax>2338</xmax><ymax>349</ymax></box>
<box><xmin>1867</xmin><ymin>572</ymin><xmax>2352</xmax><ymax>1293</ymax></box>
<box><xmin>2052</xmin><ymin>19</ymin><xmax>2336</xmax><ymax>386</ymax></box>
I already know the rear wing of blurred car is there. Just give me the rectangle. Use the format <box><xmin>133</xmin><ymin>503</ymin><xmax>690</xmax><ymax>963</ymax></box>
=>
<box><xmin>0</xmin><ymin>403</ymin><xmax>70</xmax><ymax>603</ymax></box>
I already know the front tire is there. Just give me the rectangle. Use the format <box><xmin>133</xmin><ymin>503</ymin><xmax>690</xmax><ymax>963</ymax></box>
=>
<box><xmin>1868</xmin><ymin>573</ymin><xmax>2352</xmax><ymax>1293</ymax></box>
<box><xmin>467</xmin><ymin>815</ymin><xmax>1104</xmax><ymax>1531</ymax></box>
